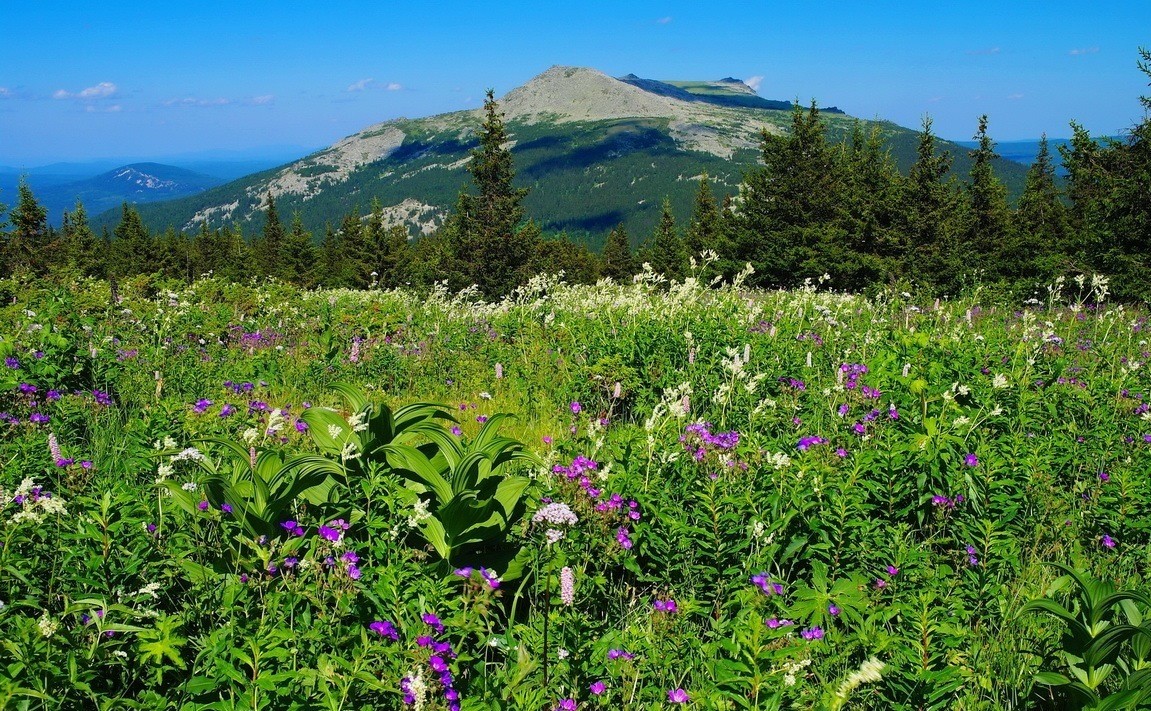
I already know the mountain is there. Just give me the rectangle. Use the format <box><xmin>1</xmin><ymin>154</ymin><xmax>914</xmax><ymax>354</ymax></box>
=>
<box><xmin>4</xmin><ymin>163</ymin><xmax>225</xmax><ymax>226</ymax></box>
<box><xmin>107</xmin><ymin>66</ymin><xmax>1031</xmax><ymax>244</ymax></box>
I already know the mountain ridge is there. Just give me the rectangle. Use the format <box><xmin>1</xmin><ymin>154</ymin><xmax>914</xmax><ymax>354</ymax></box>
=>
<box><xmin>102</xmin><ymin>66</ymin><xmax>1030</xmax><ymax>243</ymax></box>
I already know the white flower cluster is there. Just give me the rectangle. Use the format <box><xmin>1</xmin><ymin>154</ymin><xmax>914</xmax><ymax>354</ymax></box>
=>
<box><xmin>532</xmin><ymin>502</ymin><xmax>579</xmax><ymax>527</ymax></box>
<box><xmin>6</xmin><ymin>478</ymin><xmax>67</xmax><ymax>525</ymax></box>
<box><xmin>406</xmin><ymin>498</ymin><xmax>432</xmax><ymax>528</ymax></box>
<box><xmin>37</xmin><ymin>612</ymin><xmax>58</xmax><ymax>638</ymax></box>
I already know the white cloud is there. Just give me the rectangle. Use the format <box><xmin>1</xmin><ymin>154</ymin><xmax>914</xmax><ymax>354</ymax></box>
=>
<box><xmin>347</xmin><ymin>78</ymin><xmax>374</xmax><ymax>92</ymax></box>
<box><xmin>249</xmin><ymin>94</ymin><xmax>274</xmax><ymax>105</ymax></box>
<box><xmin>656</xmin><ymin>16</ymin><xmax>672</xmax><ymax>24</ymax></box>
<box><xmin>79</xmin><ymin>81</ymin><xmax>117</xmax><ymax>98</ymax></box>
<box><xmin>386</xmin><ymin>82</ymin><xmax>402</xmax><ymax>91</ymax></box>
<box><xmin>164</xmin><ymin>97</ymin><xmax>232</xmax><ymax>107</ymax></box>
<box><xmin>85</xmin><ymin>104</ymin><xmax>122</xmax><ymax>113</ymax></box>
<box><xmin>745</xmin><ymin>75</ymin><xmax>764</xmax><ymax>92</ymax></box>
<box><xmin>54</xmin><ymin>81</ymin><xmax>119</xmax><ymax>101</ymax></box>
<box><xmin>966</xmin><ymin>46</ymin><xmax>1000</xmax><ymax>56</ymax></box>
<box><xmin>1069</xmin><ymin>46</ymin><xmax>1099</xmax><ymax>56</ymax></box>
<box><xmin>1007</xmin><ymin>92</ymin><xmax>1024</xmax><ymax>100</ymax></box>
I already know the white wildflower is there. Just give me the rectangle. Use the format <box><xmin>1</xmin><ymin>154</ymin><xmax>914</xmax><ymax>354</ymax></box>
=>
<box><xmin>347</xmin><ymin>411</ymin><xmax>368</xmax><ymax>433</ymax></box>
<box><xmin>992</xmin><ymin>373</ymin><xmax>1008</xmax><ymax>389</ymax></box>
<box><xmin>38</xmin><ymin>612</ymin><xmax>58</xmax><ymax>638</ymax></box>
<box><xmin>173</xmin><ymin>448</ymin><xmax>205</xmax><ymax>463</ymax></box>
<box><xmin>134</xmin><ymin>582</ymin><xmax>162</xmax><ymax>599</ymax></box>
<box><xmin>181</xmin><ymin>481</ymin><xmax>197</xmax><ymax>491</ymax></box>
<box><xmin>326</xmin><ymin>424</ymin><xmax>343</xmax><ymax>439</ymax></box>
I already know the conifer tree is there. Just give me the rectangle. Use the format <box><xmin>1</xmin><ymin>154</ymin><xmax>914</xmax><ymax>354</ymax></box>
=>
<box><xmin>900</xmin><ymin>116</ymin><xmax>963</xmax><ymax>293</ymax></box>
<box><xmin>642</xmin><ymin>198</ymin><xmax>688</xmax><ymax>280</ymax></box>
<box><xmin>378</xmin><ymin>224</ymin><xmax>412</xmax><ymax>288</ymax></box>
<box><xmin>60</xmin><ymin>200</ymin><xmax>102</xmax><ymax>276</ymax></box>
<box><xmin>319</xmin><ymin>223</ymin><xmax>344</xmax><ymax>287</ymax></box>
<box><xmin>8</xmin><ymin>181</ymin><xmax>49</xmax><ymax>274</ymax></box>
<box><xmin>446</xmin><ymin>89</ymin><xmax>536</xmax><ymax>297</ymax></box>
<box><xmin>835</xmin><ymin>122</ymin><xmax>902</xmax><ymax>288</ymax></box>
<box><xmin>732</xmin><ymin>101</ymin><xmax>841</xmax><ymax>287</ymax></box>
<box><xmin>1014</xmin><ymin>135</ymin><xmax>1068</xmax><ymax>279</ymax></box>
<box><xmin>111</xmin><ymin>203</ymin><xmax>155</xmax><ymax>275</ymax></box>
<box><xmin>965</xmin><ymin>115</ymin><xmax>1012</xmax><ymax>281</ymax></box>
<box><xmin>600</xmin><ymin>224</ymin><xmax>635</xmax><ymax>282</ymax></box>
<box><xmin>253</xmin><ymin>193</ymin><xmax>285</xmax><ymax>279</ymax></box>
<box><xmin>684</xmin><ymin>173</ymin><xmax>724</xmax><ymax>258</ymax></box>
<box><xmin>282</xmin><ymin>212</ymin><xmax>317</xmax><ymax>286</ymax></box>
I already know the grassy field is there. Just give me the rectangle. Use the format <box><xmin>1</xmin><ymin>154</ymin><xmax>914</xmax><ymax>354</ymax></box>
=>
<box><xmin>1</xmin><ymin>269</ymin><xmax>1148</xmax><ymax>709</ymax></box>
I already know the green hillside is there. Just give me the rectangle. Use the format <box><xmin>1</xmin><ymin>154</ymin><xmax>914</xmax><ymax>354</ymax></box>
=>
<box><xmin>103</xmin><ymin>67</ymin><xmax>1029</xmax><ymax>246</ymax></box>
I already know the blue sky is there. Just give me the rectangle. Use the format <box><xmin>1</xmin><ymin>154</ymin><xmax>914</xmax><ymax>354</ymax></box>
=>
<box><xmin>2</xmin><ymin>1</ymin><xmax>1148</xmax><ymax>166</ymax></box>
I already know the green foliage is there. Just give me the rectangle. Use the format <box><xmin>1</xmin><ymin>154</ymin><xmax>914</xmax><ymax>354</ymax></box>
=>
<box><xmin>1023</xmin><ymin>563</ymin><xmax>1151</xmax><ymax>709</ymax></box>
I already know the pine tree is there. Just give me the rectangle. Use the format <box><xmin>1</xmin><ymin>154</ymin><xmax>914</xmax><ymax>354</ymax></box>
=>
<box><xmin>111</xmin><ymin>203</ymin><xmax>155</xmax><ymax>275</ymax></box>
<box><xmin>835</xmin><ymin>122</ymin><xmax>903</xmax><ymax>288</ymax></box>
<box><xmin>965</xmin><ymin>115</ymin><xmax>1012</xmax><ymax>281</ymax></box>
<box><xmin>446</xmin><ymin>89</ymin><xmax>536</xmax><ymax>297</ymax></box>
<box><xmin>8</xmin><ymin>181</ymin><xmax>49</xmax><ymax>274</ymax></box>
<box><xmin>731</xmin><ymin>101</ymin><xmax>842</xmax><ymax>287</ymax></box>
<box><xmin>642</xmin><ymin>198</ymin><xmax>688</xmax><ymax>280</ymax></box>
<box><xmin>378</xmin><ymin>224</ymin><xmax>412</xmax><ymax>288</ymax></box>
<box><xmin>253</xmin><ymin>193</ymin><xmax>286</xmax><ymax>279</ymax></box>
<box><xmin>684</xmin><ymin>173</ymin><xmax>724</xmax><ymax>258</ymax></box>
<box><xmin>1014</xmin><ymin>135</ymin><xmax>1069</xmax><ymax>279</ymax></box>
<box><xmin>60</xmin><ymin>200</ymin><xmax>102</xmax><ymax>276</ymax></box>
<box><xmin>319</xmin><ymin>223</ymin><xmax>344</xmax><ymax>287</ymax></box>
<box><xmin>338</xmin><ymin>208</ymin><xmax>372</xmax><ymax>287</ymax></box>
<box><xmin>600</xmin><ymin>224</ymin><xmax>635</xmax><ymax>282</ymax></box>
<box><xmin>282</xmin><ymin>213</ymin><xmax>317</xmax><ymax>286</ymax></box>
<box><xmin>901</xmin><ymin>116</ymin><xmax>963</xmax><ymax>293</ymax></box>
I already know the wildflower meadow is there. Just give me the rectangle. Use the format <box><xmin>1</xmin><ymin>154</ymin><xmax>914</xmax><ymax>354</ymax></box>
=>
<box><xmin>1</xmin><ymin>267</ymin><xmax>1150</xmax><ymax>709</ymax></box>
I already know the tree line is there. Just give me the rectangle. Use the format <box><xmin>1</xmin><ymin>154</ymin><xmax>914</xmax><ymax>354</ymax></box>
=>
<box><xmin>3</xmin><ymin>49</ymin><xmax>1150</xmax><ymax>301</ymax></box>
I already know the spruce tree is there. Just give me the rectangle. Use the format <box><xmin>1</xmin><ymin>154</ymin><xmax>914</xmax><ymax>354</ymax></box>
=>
<box><xmin>1014</xmin><ymin>135</ymin><xmax>1068</xmax><ymax>279</ymax></box>
<box><xmin>643</xmin><ymin>198</ymin><xmax>688</xmax><ymax>280</ymax></box>
<box><xmin>901</xmin><ymin>116</ymin><xmax>962</xmax><ymax>293</ymax></box>
<box><xmin>9</xmin><ymin>181</ymin><xmax>49</xmax><ymax>274</ymax></box>
<box><xmin>965</xmin><ymin>115</ymin><xmax>1012</xmax><ymax>281</ymax></box>
<box><xmin>732</xmin><ymin>101</ymin><xmax>841</xmax><ymax>287</ymax></box>
<box><xmin>254</xmin><ymin>193</ymin><xmax>285</xmax><ymax>279</ymax></box>
<box><xmin>836</xmin><ymin>122</ymin><xmax>902</xmax><ymax>288</ymax></box>
<box><xmin>684</xmin><ymin>173</ymin><xmax>724</xmax><ymax>258</ymax></box>
<box><xmin>600</xmin><ymin>224</ymin><xmax>635</xmax><ymax>282</ymax></box>
<box><xmin>447</xmin><ymin>89</ymin><xmax>536</xmax><ymax>297</ymax></box>
<box><xmin>282</xmin><ymin>213</ymin><xmax>317</xmax><ymax>286</ymax></box>
<box><xmin>111</xmin><ymin>203</ymin><xmax>155</xmax><ymax>275</ymax></box>
<box><xmin>60</xmin><ymin>200</ymin><xmax>102</xmax><ymax>276</ymax></box>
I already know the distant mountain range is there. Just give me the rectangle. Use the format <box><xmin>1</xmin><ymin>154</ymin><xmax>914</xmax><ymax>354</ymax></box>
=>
<box><xmin>0</xmin><ymin>163</ymin><xmax>224</xmax><ymax>225</ymax></box>
<box><xmin>0</xmin><ymin>148</ymin><xmax>314</xmax><ymax>226</ymax></box>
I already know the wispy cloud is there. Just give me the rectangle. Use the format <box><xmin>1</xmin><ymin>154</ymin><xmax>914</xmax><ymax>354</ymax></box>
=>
<box><xmin>164</xmin><ymin>96</ymin><xmax>232</xmax><ymax>107</ymax></box>
<box><xmin>248</xmin><ymin>95</ymin><xmax>274</xmax><ymax>105</ymax></box>
<box><xmin>745</xmin><ymin>75</ymin><xmax>764</xmax><ymax>92</ymax></box>
<box><xmin>1007</xmin><ymin>92</ymin><xmax>1025</xmax><ymax>100</ymax></box>
<box><xmin>656</xmin><ymin>16</ymin><xmax>672</xmax><ymax>24</ymax></box>
<box><xmin>55</xmin><ymin>81</ymin><xmax>119</xmax><ymax>100</ymax></box>
<box><xmin>1069</xmin><ymin>46</ymin><xmax>1099</xmax><ymax>56</ymax></box>
<box><xmin>85</xmin><ymin>104</ymin><xmax>122</xmax><ymax>113</ymax></box>
<box><xmin>347</xmin><ymin>78</ymin><xmax>402</xmax><ymax>93</ymax></box>
<box><xmin>966</xmin><ymin>46</ymin><xmax>1000</xmax><ymax>56</ymax></box>
<box><xmin>0</xmin><ymin>87</ymin><xmax>11</xmax><ymax>99</ymax></box>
